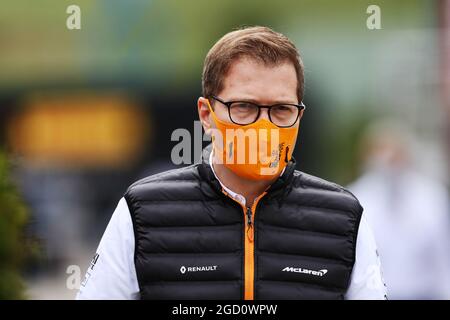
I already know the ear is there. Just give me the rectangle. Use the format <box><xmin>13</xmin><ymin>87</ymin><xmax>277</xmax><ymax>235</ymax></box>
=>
<box><xmin>197</xmin><ymin>97</ymin><xmax>213</xmax><ymax>135</ymax></box>
<box><xmin>298</xmin><ymin>108</ymin><xmax>305</xmax><ymax>121</ymax></box>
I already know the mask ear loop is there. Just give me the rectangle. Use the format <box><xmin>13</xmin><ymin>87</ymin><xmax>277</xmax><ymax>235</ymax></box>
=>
<box><xmin>206</xmin><ymin>98</ymin><xmax>219</xmax><ymax>122</ymax></box>
<box><xmin>206</xmin><ymin>98</ymin><xmax>227</xmax><ymax>165</ymax></box>
<box><xmin>205</xmin><ymin>99</ymin><xmax>214</xmax><ymax>144</ymax></box>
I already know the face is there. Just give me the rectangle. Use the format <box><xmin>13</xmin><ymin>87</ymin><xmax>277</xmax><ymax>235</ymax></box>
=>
<box><xmin>198</xmin><ymin>57</ymin><xmax>304</xmax><ymax>140</ymax></box>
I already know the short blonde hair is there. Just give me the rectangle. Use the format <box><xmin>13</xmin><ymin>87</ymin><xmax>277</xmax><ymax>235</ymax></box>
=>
<box><xmin>202</xmin><ymin>26</ymin><xmax>304</xmax><ymax>102</ymax></box>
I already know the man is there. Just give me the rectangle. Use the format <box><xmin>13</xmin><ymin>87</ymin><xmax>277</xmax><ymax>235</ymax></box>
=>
<box><xmin>77</xmin><ymin>26</ymin><xmax>386</xmax><ymax>300</ymax></box>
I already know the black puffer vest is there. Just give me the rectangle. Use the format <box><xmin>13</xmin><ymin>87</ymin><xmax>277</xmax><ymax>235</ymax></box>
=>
<box><xmin>124</xmin><ymin>145</ymin><xmax>363</xmax><ymax>300</ymax></box>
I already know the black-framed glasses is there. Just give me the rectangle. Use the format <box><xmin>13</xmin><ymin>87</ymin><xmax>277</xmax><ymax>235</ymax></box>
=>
<box><xmin>210</xmin><ymin>95</ymin><xmax>305</xmax><ymax>128</ymax></box>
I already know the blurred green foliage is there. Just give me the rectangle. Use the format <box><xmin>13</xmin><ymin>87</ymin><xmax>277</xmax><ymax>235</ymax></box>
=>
<box><xmin>0</xmin><ymin>151</ymin><xmax>28</xmax><ymax>299</ymax></box>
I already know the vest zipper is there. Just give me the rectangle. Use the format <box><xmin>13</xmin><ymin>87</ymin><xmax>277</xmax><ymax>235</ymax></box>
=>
<box><xmin>246</xmin><ymin>207</ymin><xmax>253</xmax><ymax>242</ymax></box>
<box><xmin>221</xmin><ymin>189</ymin><xmax>265</xmax><ymax>300</ymax></box>
<box><xmin>244</xmin><ymin>205</ymin><xmax>254</xmax><ymax>300</ymax></box>
<box><xmin>243</xmin><ymin>192</ymin><xmax>266</xmax><ymax>300</ymax></box>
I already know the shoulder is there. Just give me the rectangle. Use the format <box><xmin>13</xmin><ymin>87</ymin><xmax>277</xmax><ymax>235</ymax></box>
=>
<box><xmin>123</xmin><ymin>164</ymin><xmax>204</xmax><ymax>202</ymax></box>
<box><xmin>291</xmin><ymin>170</ymin><xmax>364</xmax><ymax>214</ymax></box>
<box><xmin>293</xmin><ymin>170</ymin><xmax>360</xmax><ymax>198</ymax></box>
<box><xmin>293</xmin><ymin>170</ymin><xmax>344</xmax><ymax>191</ymax></box>
<box><xmin>128</xmin><ymin>164</ymin><xmax>200</xmax><ymax>188</ymax></box>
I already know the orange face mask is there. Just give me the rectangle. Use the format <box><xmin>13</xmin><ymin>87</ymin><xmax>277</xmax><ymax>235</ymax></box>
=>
<box><xmin>206</xmin><ymin>99</ymin><xmax>299</xmax><ymax>181</ymax></box>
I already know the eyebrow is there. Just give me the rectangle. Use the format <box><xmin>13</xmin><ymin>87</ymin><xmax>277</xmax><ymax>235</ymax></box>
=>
<box><xmin>227</xmin><ymin>97</ymin><xmax>299</xmax><ymax>105</ymax></box>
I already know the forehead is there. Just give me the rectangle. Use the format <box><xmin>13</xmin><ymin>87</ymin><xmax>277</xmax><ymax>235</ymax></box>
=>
<box><xmin>220</xmin><ymin>57</ymin><xmax>298</xmax><ymax>103</ymax></box>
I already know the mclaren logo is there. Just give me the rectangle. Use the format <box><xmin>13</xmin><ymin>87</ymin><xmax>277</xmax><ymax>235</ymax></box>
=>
<box><xmin>282</xmin><ymin>267</ymin><xmax>328</xmax><ymax>277</ymax></box>
<box><xmin>180</xmin><ymin>265</ymin><xmax>218</xmax><ymax>274</ymax></box>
